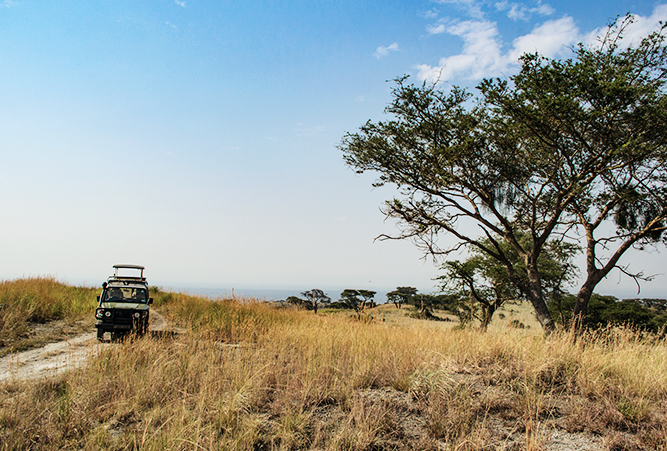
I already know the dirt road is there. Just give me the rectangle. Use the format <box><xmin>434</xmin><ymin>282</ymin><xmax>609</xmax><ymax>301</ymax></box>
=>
<box><xmin>0</xmin><ymin>311</ymin><xmax>170</xmax><ymax>382</ymax></box>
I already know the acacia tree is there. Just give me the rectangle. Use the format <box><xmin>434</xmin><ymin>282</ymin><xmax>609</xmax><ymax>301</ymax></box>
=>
<box><xmin>300</xmin><ymin>289</ymin><xmax>331</xmax><ymax>314</ymax></box>
<box><xmin>386</xmin><ymin>286</ymin><xmax>418</xmax><ymax>309</ymax></box>
<box><xmin>340</xmin><ymin>17</ymin><xmax>667</xmax><ymax>332</ymax></box>
<box><xmin>358</xmin><ymin>289</ymin><xmax>377</xmax><ymax>309</ymax></box>
<box><xmin>339</xmin><ymin>289</ymin><xmax>361</xmax><ymax>311</ymax></box>
<box><xmin>339</xmin><ymin>289</ymin><xmax>376</xmax><ymax>317</ymax></box>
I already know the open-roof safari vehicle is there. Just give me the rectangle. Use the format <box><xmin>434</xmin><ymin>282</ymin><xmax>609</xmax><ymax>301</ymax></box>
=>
<box><xmin>95</xmin><ymin>264</ymin><xmax>153</xmax><ymax>341</ymax></box>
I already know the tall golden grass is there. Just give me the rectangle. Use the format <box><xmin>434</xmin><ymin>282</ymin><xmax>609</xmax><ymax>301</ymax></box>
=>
<box><xmin>1</xmin><ymin>283</ymin><xmax>666</xmax><ymax>449</ymax></box>
<box><xmin>0</xmin><ymin>278</ymin><xmax>99</xmax><ymax>354</ymax></box>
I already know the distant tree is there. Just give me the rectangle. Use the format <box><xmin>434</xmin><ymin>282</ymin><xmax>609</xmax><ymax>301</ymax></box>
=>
<box><xmin>341</xmin><ymin>17</ymin><xmax>667</xmax><ymax>332</ymax></box>
<box><xmin>408</xmin><ymin>293</ymin><xmax>453</xmax><ymax>318</ymax></box>
<box><xmin>357</xmin><ymin>290</ymin><xmax>377</xmax><ymax>310</ymax></box>
<box><xmin>286</xmin><ymin>295</ymin><xmax>312</xmax><ymax>310</ymax></box>
<box><xmin>386</xmin><ymin>287</ymin><xmax>417</xmax><ymax>309</ymax></box>
<box><xmin>300</xmin><ymin>289</ymin><xmax>331</xmax><ymax>314</ymax></box>
<box><xmin>339</xmin><ymin>289</ymin><xmax>362</xmax><ymax>316</ymax></box>
<box><xmin>339</xmin><ymin>289</ymin><xmax>375</xmax><ymax>317</ymax></box>
<box><xmin>624</xmin><ymin>298</ymin><xmax>667</xmax><ymax>312</ymax></box>
<box><xmin>548</xmin><ymin>294</ymin><xmax>667</xmax><ymax>332</ymax></box>
<box><xmin>440</xmin><ymin>234</ymin><xmax>579</xmax><ymax>330</ymax></box>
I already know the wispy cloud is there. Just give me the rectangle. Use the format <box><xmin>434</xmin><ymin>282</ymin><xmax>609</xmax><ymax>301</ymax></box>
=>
<box><xmin>1</xmin><ymin>0</ymin><xmax>18</xmax><ymax>8</ymax></box>
<box><xmin>293</xmin><ymin>123</ymin><xmax>329</xmax><ymax>137</ymax></box>
<box><xmin>165</xmin><ymin>21</ymin><xmax>178</xmax><ymax>30</ymax></box>
<box><xmin>374</xmin><ymin>42</ymin><xmax>399</xmax><ymax>59</ymax></box>
<box><xmin>175</xmin><ymin>0</ymin><xmax>186</xmax><ymax>7</ymax></box>
<box><xmin>495</xmin><ymin>1</ymin><xmax>554</xmax><ymax>21</ymax></box>
<box><xmin>421</xmin><ymin>9</ymin><xmax>439</xmax><ymax>19</ymax></box>
<box><xmin>417</xmin><ymin>4</ymin><xmax>667</xmax><ymax>85</ymax></box>
<box><xmin>433</xmin><ymin>0</ymin><xmax>485</xmax><ymax>19</ymax></box>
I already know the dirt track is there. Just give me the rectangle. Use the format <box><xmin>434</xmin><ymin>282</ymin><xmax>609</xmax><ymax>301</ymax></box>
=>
<box><xmin>0</xmin><ymin>311</ymin><xmax>170</xmax><ymax>382</ymax></box>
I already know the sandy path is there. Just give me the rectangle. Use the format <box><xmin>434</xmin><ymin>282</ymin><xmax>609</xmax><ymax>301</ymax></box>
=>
<box><xmin>0</xmin><ymin>311</ymin><xmax>169</xmax><ymax>382</ymax></box>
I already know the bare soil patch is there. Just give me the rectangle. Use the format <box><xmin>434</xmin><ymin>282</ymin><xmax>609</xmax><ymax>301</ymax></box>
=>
<box><xmin>0</xmin><ymin>310</ymin><xmax>170</xmax><ymax>382</ymax></box>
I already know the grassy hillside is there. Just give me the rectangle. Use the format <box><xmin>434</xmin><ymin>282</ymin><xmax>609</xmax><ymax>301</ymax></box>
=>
<box><xmin>1</xmin><ymin>281</ymin><xmax>666</xmax><ymax>449</ymax></box>
<box><xmin>0</xmin><ymin>278</ymin><xmax>100</xmax><ymax>356</ymax></box>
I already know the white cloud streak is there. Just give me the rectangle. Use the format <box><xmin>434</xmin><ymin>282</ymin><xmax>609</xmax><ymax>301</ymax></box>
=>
<box><xmin>434</xmin><ymin>0</ymin><xmax>485</xmax><ymax>19</ymax></box>
<box><xmin>374</xmin><ymin>42</ymin><xmax>399</xmax><ymax>59</ymax></box>
<box><xmin>175</xmin><ymin>0</ymin><xmax>186</xmax><ymax>7</ymax></box>
<box><xmin>495</xmin><ymin>1</ymin><xmax>554</xmax><ymax>21</ymax></box>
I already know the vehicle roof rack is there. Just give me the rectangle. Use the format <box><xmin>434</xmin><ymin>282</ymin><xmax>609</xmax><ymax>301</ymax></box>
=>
<box><xmin>108</xmin><ymin>264</ymin><xmax>147</xmax><ymax>283</ymax></box>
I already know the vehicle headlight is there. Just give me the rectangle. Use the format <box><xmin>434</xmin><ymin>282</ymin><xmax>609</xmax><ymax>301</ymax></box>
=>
<box><xmin>105</xmin><ymin>311</ymin><xmax>112</xmax><ymax>317</ymax></box>
<box><xmin>134</xmin><ymin>312</ymin><xmax>140</xmax><ymax>318</ymax></box>
<box><xmin>95</xmin><ymin>309</ymin><xmax>104</xmax><ymax>319</ymax></box>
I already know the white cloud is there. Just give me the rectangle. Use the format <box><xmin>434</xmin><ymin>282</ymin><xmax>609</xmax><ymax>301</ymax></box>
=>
<box><xmin>584</xmin><ymin>4</ymin><xmax>667</xmax><ymax>49</ymax></box>
<box><xmin>495</xmin><ymin>1</ymin><xmax>554</xmax><ymax>21</ymax></box>
<box><xmin>1</xmin><ymin>0</ymin><xmax>18</xmax><ymax>7</ymax></box>
<box><xmin>509</xmin><ymin>16</ymin><xmax>578</xmax><ymax>59</ymax></box>
<box><xmin>374</xmin><ymin>42</ymin><xmax>399</xmax><ymax>59</ymax></box>
<box><xmin>427</xmin><ymin>22</ymin><xmax>448</xmax><ymax>35</ymax></box>
<box><xmin>436</xmin><ymin>0</ymin><xmax>556</xmax><ymax>21</ymax></box>
<box><xmin>422</xmin><ymin>9</ymin><xmax>440</xmax><ymax>19</ymax></box>
<box><xmin>418</xmin><ymin>5</ymin><xmax>667</xmax><ymax>85</ymax></box>
<box><xmin>418</xmin><ymin>20</ymin><xmax>506</xmax><ymax>82</ymax></box>
<box><xmin>165</xmin><ymin>21</ymin><xmax>177</xmax><ymax>30</ymax></box>
<box><xmin>175</xmin><ymin>0</ymin><xmax>186</xmax><ymax>7</ymax></box>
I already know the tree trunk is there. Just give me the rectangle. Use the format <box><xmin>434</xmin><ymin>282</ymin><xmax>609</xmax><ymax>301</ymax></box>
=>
<box><xmin>525</xmin><ymin>265</ymin><xmax>556</xmax><ymax>334</ymax></box>
<box><xmin>479</xmin><ymin>303</ymin><xmax>496</xmax><ymax>332</ymax></box>
<box><xmin>572</xmin><ymin>277</ymin><xmax>598</xmax><ymax>331</ymax></box>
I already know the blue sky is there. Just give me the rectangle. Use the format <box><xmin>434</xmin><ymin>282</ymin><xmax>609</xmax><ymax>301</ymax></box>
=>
<box><xmin>1</xmin><ymin>0</ymin><xmax>667</xmax><ymax>298</ymax></box>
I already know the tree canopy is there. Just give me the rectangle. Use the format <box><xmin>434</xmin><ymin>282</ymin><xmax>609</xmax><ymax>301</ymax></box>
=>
<box><xmin>386</xmin><ymin>286</ymin><xmax>418</xmax><ymax>309</ymax></box>
<box><xmin>340</xmin><ymin>16</ymin><xmax>667</xmax><ymax>332</ymax></box>
<box><xmin>300</xmin><ymin>289</ymin><xmax>331</xmax><ymax>314</ymax></box>
<box><xmin>339</xmin><ymin>289</ymin><xmax>376</xmax><ymax>317</ymax></box>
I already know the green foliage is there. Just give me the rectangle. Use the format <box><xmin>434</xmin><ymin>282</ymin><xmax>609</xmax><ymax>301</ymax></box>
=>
<box><xmin>285</xmin><ymin>295</ymin><xmax>314</xmax><ymax>310</ymax></box>
<box><xmin>339</xmin><ymin>289</ymin><xmax>376</xmax><ymax>317</ymax></box>
<box><xmin>386</xmin><ymin>287</ymin><xmax>417</xmax><ymax>309</ymax></box>
<box><xmin>406</xmin><ymin>293</ymin><xmax>457</xmax><ymax>321</ymax></box>
<box><xmin>300</xmin><ymin>289</ymin><xmax>331</xmax><ymax>313</ymax></box>
<box><xmin>548</xmin><ymin>294</ymin><xmax>667</xmax><ymax>332</ymax></box>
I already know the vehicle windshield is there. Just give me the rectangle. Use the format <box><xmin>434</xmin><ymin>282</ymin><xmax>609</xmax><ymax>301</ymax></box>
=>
<box><xmin>103</xmin><ymin>287</ymin><xmax>148</xmax><ymax>303</ymax></box>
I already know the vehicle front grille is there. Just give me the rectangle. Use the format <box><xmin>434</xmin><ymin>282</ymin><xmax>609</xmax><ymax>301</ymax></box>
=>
<box><xmin>114</xmin><ymin>309</ymin><xmax>134</xmax><ymax>320</ymax></box>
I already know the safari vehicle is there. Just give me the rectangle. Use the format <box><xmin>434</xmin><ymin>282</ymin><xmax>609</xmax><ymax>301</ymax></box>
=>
<box><xmin>95</xmin><ymin>264</ymin><xmax>153</xmax><ymax>341</ymax></box>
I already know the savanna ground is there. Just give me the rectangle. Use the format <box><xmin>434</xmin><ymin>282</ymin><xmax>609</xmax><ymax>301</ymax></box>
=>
<box><xmin>1</xmin><ymin>278</ymin><xmax>666</xmax><ymax>450</ymax></box>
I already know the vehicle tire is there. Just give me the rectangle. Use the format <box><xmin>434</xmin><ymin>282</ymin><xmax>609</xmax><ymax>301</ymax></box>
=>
<box><xmin>97</xmin><ymin>328</ymin><xmax>105</xmax><ymax>341</ymax></box>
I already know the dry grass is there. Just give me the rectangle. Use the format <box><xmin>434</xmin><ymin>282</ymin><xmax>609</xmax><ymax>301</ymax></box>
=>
<box><xmin>1</xmin><ymin>284</ymin><xmax>667</xmax><ymax>450</ymax></box>
<box><xmin>0</xmin><ymin>278</ymin><xmax>99</xmax><ymax>356</ymax></box>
